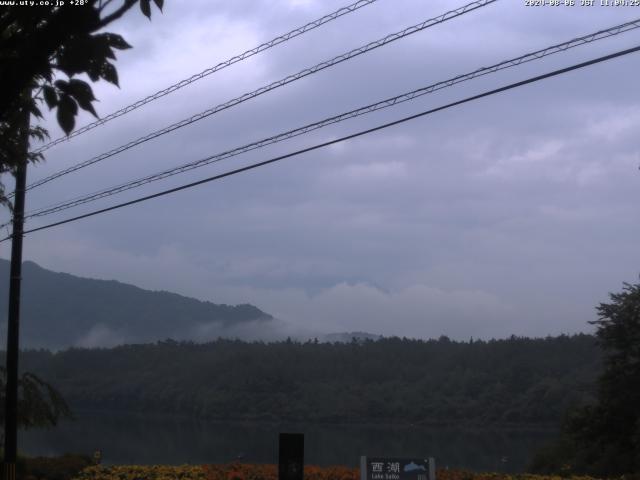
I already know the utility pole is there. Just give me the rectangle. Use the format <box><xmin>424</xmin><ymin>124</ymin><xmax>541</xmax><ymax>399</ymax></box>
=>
<box><xmin>2</xmin><ymin>98</ymin><xmax>30</xmax><ymax>480</ymax></box>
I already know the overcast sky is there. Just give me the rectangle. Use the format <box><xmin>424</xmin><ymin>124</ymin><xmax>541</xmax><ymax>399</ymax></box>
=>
<box><xmin>1</xmin><ymin>0</ymin><xmax>639</xmax><ymax>341</ymax></box>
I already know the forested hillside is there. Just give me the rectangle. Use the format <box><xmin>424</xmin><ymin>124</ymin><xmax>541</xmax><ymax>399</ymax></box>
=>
<box><xmin>0</xmin><ymin>259</ymin><xmax>272</xmax><ymax>348</ymax></box>
<box><xmin>11</xmin><ymin>334</ymin><xmax>600</xmax><ymax>426</ymax></box>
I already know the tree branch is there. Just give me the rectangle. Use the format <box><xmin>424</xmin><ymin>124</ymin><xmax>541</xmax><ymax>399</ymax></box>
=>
<box><xmin>99</xmin><ymin>0</ymin><xmax>117</xmax><ymax>13</ymax></box>
<box><xmin>97</xmin><ymin>0</ymin><xmax>138</xmax><ymax>28</ymax></box>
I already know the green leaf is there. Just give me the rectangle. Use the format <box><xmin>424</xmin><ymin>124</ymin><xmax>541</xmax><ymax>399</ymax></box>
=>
<box><xmin>99</xmin><ymin>33</ymin><xmax>132</xmax><ymax>50</ymax></box>
<box><xmin>91</xmin><ymin>34</ymin><xmax>116</xmax><ymax>60</ymax></box>
<box><xmin>27</xmin><ymin>151</ymin><xmax>45</xmax><ymax>164</ymax></box>
<box><xmin>68</xmin><ymin>79</ymin><xmax>96</xmax><ymax>101</ymax></box>
<box><xmin>104</xmin><ymin>47</ymin><xmax>116</xmax><ymax>60</ymax></box>
<box><xmin>29</xmin><ymin>126</ymin><xmax>49</xmax><ymax>143</ymax></box>
<box><xmin>56</xmin><ymin>34</ymin><xmax>115</xmax><ymax>77</ymax></box>
<box><xmin>62</xmin><ymin>94</ymin><xmax>78</xmax><ymax>116</ymax></box>
<box><xmin>68</xmin><ymin>79</ymin><xmax>98</xmax><ymax>118</ymax></box>
<box><xmin>85</xmin><ymin>60</ymin><xmax>102</xmax><ymax>82</ymax></box>
<box><xmin>42</xmin><ymin>86</ymin><xmax>58</xmax><ymax>110</ymax></box>
<box><xmin>153</xmin><ymin>0</ymin><xmax>163</xmax><ymax>11</ymax></box>
<box><xmin>100</xmin><ymin>62</ymin><xmax>119</xmax><ymax>87</ymax></box>
<box><xmin>57</xmin><ymin>95</ymin><xmax>77</xmax><ymax>135</ymax></box>
<box><xmin>54</xmin><ymin>79</ymin><xmax>69</xmax><ymax>93</ymax></box>
<box><xmin>140</xmin><ymin>0</ymin><xmax>151</xmax><ymax>19</ymax></box>
<box><xmin>30</xmin><ymin>103</ymin><xmax>43</xmax><ymax>119</ymax></box>
<box><xmin>55</xmin><ymin>42</ymin><xmax>92</xmax><ymax>77</ymax></box>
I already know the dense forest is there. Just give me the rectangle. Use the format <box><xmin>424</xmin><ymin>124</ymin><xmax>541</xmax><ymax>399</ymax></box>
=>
<box><xmin>529</xmin><ymin>281</ymin><xmax>640</xmax><ymax>477</ymax></box>
<box><xmin>7</xmin><ymin>334</ymin><xmax>600</xmax><ymax>426</ymax></box>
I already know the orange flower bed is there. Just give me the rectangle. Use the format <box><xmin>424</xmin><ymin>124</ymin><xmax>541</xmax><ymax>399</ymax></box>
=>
<box><xmin>203</xmin><ymin>464</ymin><xmax>359</xmax><ymax>480</ymax></box>
<box><xmin>435</xmin><ymin>471</ymin><xmax>600</xmax><ymax>480</ymax></box>
<box><xmin>72</xmin><ymin>464</ymin><xmax>606</xmax><ymax>480</ymax></box>
<box><xmin>201</xmin><ymin>465</ymin><xmax>603</xmax><ymax>480</ymax></box>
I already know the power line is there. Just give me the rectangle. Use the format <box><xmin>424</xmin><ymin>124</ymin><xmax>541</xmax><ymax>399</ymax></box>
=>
<box><xmin>20</xmin><ymin>0</ymin><xmax>497</xmax><ymax>194</ymax></box>
<box><xmin>32</xmin><ymin>0</ymin><xmax>381</xmax><ymax>155</ymax></box>
<box><xmin>3</xmin><ymin>44</ymin><xmax>637</xmax><ymax>243</ymax></box>
<box><xmin>20</xmin><ymin>18</ymin><xmax>640</xmax><ymax>221</ymax></box>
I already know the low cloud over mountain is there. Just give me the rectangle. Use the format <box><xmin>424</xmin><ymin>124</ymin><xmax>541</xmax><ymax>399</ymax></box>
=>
<box><xmin>0</xmin><ymin>259</ymin><xmax>273</xmax><ymax>349</ymax></box>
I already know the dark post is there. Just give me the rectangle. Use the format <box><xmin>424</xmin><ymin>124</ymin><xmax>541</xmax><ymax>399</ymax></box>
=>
<box><xmin>2</xmin><ymin>101</ymin><xmax>30</xmax><ymax>480</ymax></box>
<box><xmin>278</xmin><ymin>433</ymin><xmax>304</xmax><ymax>480</ymax></box>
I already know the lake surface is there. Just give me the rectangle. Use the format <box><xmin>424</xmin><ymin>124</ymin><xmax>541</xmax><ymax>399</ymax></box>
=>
<box><xmin>20</xmin><ymin>411</ymin><xmax>556</xmax><ymax>472</ymax></box>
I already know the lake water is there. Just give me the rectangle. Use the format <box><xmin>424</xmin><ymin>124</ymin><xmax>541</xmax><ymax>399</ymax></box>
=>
<box><xmin>20</xmin><ymin>411</ymin><xmax>556</xmax><ymax>472</ymax></box>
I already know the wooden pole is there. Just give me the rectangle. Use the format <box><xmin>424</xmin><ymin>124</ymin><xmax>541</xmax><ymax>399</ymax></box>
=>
<box><xmin>2</xmin><ymin>99</ymin><xmax>30</xmax><ymax>480</ymax></box>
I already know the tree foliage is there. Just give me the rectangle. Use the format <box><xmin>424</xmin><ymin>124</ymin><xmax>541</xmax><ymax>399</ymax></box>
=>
<box><xmin>530</xmin><ymin>280</ymin><xmax>640</xmax><ymax>476</ymax></box>
<box><xmin>0</xmin><ymin>366</ymin><xmax>72</xmax><ymax>447</ymax></box>
<box><xmin>13</xmin><ymin>334</ymin><xmax>600</xmax><ymax>426</ymax></box>
<box><xmin>0</xmin><ymin>0</ymin><xmax>163</xmax><ymax>206</ymax></box>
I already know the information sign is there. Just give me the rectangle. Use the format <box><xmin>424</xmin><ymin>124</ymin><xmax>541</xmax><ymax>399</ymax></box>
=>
<box><xmin>360</xmin><ymin>457</ymin><xmax>435</xmax><ymax>480</ymax></box>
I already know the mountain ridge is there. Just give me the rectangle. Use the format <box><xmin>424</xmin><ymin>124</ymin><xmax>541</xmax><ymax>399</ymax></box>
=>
<box><xmin>0</xmin><ymin>258</ymin><xmax>273</xmax><ymax>349</ymax></box>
